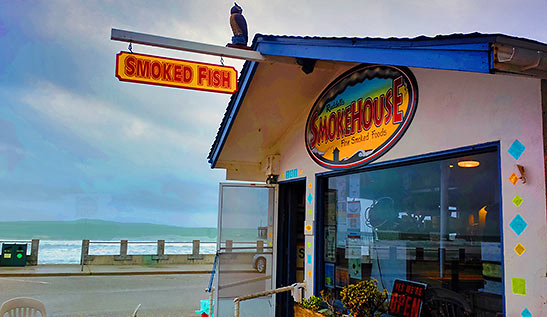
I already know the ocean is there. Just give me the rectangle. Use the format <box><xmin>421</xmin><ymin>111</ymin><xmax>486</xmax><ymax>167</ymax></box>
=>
<box><xmin>0</xmin><ymin>240</ymin><xmax>217</xmax><ymax>264</ymax></box>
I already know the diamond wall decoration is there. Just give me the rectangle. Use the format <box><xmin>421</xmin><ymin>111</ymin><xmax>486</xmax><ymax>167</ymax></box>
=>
<box><xmin>307</xmin><ymin>193</ymin><xmax>313</xmax><ymax>204</ymax></box>
<box><xmin>512</xmin><ymin>277</ymin><xmax>527</xmax><ymax>295</ymax></box>
<box><xmin>509</xmin><ymin>172</ymin><xmax>519</xmax><ymax>185</ymax></box>
<box><xmin>514</xmin><ymin>243</ymin><xmax>526</xmax><ymax>256</ymax></box>
<box><xmin>508</xmin><ymin>139</ymin><xmax>526</xmax><ymax>160</ymax></box>
<box><xmin>509</xmin><ymin>214</ymin><xmax>528</xmax><ymax>236</ymax></box>
<box><xmin>521</xmin><ymin>308</ymin><xmax>532</xmax><ymax>317</ymax></box>
<box><xmin>512</xmin><ymin>194</ymin><xmax>524</xmax><ymax>207</ymax></box>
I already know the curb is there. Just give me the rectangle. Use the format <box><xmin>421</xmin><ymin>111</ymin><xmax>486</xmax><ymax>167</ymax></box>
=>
<box><xmin>0</xmin><ymin>269</ymin><xmax>257</xmax><ymax>278</ymax></box>
<box><xmin>0</xmin><ymin>270</ymin><xmax>212</xmax><ymax>277</ymax></box>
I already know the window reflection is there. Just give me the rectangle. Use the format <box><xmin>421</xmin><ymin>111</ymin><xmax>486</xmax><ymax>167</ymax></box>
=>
<box><xmin>322</xmin><ymin>151</ymin><xmax>502</xmax><ymax>316</ymax></box>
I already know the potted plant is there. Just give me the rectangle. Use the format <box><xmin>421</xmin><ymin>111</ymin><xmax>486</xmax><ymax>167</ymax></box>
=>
<box><xmin>294</xmin><ymin>295</ymin><xmax>325</xmax><ymax>317</ymax></box>
<box><xmin>340</xmin><ymin>280</ymin><xmax>389</xmax><ymax>317</ymax></box>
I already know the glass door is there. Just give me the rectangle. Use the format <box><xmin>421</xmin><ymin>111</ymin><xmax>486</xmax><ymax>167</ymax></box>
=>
<box><xmin>214</xmin><ymin>183</ymin><xmax>276</xmax><ymax>317</ymax></box>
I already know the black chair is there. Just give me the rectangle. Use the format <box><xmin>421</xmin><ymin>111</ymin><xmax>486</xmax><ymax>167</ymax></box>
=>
<box><xmin>421</xmin><ymin>287</ymin><xmax>472</xmax><ymax>317</ymax></box>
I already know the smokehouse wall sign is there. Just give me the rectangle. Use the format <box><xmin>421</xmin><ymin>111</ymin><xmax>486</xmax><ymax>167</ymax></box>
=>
<box><xmin>305</xmin><ymin>65</ymin><xmax>418</xmax><ymax>169</ymax></box>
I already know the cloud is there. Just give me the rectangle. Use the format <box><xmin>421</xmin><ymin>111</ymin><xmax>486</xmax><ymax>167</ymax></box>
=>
<box><xmin>0</xmin><ymin>119</ymin><xmax>25</xmax><ymax>173</ymax></box>
<box><xmin>18</xmin><ymin>80</ymin><xmax>217</xmax><ymax>164</ymax></box>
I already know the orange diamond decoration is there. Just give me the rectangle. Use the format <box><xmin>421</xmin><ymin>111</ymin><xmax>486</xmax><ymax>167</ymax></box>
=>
<box><xmin>514</xmin><ymin>243</ymin><xmax>525</xmax><ymax>256</ymax></box>
<box><xmin>509</xmin><ymin>172</ymin><xmax>519</xmax><ymax>185</ymax></box>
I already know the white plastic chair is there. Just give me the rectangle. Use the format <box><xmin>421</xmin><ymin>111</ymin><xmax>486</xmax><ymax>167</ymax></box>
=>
<box><xmin>0</xmin><ymin>297</ymin><xmax>46</xmax><ymax>317</ymax></box>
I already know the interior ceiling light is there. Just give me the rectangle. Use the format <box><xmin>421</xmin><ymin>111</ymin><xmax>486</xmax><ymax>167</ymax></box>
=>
<box><xmin>458</xmin><ymin>160</ymin><xmax>480</xmax><ymax>168</ymax></box>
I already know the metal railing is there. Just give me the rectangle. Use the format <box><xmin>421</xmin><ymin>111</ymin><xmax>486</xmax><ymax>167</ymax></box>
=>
<box><xmin>233</xmin><ymin>282</ymin><xmax>306</xmax><ymax>317</ymax></box>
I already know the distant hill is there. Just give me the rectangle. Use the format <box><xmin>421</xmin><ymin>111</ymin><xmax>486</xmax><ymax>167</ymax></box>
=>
<box><xmin>0</xmin><ymin>219</ymin><xmax>218</xmax><ymax>241</ymax></box>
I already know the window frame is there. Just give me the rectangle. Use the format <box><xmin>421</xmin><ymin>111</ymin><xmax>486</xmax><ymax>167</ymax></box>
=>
<box><xmin>313</xmin><ymin>141</ymin><xmax>505</xmax><ymax>314</ymax></box>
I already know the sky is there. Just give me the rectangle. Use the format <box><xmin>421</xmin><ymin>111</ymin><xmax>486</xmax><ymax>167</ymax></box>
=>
<box><xmin>0</xmin><ymin>0</ymin><xmax>546</xmax><ymax>228</ymax></box>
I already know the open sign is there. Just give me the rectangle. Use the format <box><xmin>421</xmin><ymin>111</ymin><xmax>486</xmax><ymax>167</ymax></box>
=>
<box><xmin>388</xmin><ymin>279</ymin><xmax>427</xmax><ymax>317</ymax></box>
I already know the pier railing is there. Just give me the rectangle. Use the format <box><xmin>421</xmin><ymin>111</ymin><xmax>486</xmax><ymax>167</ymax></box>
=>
<box><xmin>0</xmin><ymin>239</ymin><xmax>267</xmax><ymax>266</ymax></box>
<box><xmin>81</xmin><ymin>239</ymin><xmax>212</xmax><ymax>265</ymax></box>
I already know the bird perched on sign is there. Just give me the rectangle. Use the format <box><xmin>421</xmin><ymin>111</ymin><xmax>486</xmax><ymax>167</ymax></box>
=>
<box><xmin>229</xmin><ymin>2</ymin><xmax>248</xmax><ymax>47</ymax></box>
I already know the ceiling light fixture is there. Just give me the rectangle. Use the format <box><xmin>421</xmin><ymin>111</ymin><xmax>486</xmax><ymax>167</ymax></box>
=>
<box><xmin>458</xmin><ymin>160</ymin><xmax>480</xmax><ymax>168</ymax></box>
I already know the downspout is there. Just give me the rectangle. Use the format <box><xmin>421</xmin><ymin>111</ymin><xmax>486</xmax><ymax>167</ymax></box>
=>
<box><xmin>493</xmin><ymin>44</ymin><xmax>547</xmax><ymax>76</ymax></box>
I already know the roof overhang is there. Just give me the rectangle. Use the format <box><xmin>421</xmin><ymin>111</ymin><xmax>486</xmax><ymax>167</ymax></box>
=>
<box><xmin>208</xmin><ymin>33</ymin><xmax>547</xmax><ymax>176</ymax></box>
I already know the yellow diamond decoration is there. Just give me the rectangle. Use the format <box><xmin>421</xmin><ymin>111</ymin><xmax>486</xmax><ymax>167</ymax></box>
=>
<box><xmin>305</xmin><ymin>224</ymin><xmax>312</xmax><ymax>232</ymax></box>
<box><xmin>509</xmin><ymin>172</ymin><xmax>519</xmax><ymax>185</ymax></box>
<box><xmin>514</xmin><ymin>243</ymin><xmax>525</xmax><ymax>256</ymax></box>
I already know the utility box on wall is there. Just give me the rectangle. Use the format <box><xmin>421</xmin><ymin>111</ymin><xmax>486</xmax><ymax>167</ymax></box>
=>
<box><xmin>0</xmin><ymin>244</ymin><xmax>27</xmax><ymax>267</ymax></box>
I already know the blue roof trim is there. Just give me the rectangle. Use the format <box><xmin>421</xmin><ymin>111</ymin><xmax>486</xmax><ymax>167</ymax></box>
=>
<box><xmin>256</xmin><ymin>38</ymin><xmax>492</xmax><ymax>73</ymax></box>
<box><xmin>208</xmin><ymin>61</ymin><xmax>258</xmax><ymax>168</ymax></box>
<box><xmin>207</xmin><ymin>33</ymin><xmax>546</xmax><ymax>168</ymax></box>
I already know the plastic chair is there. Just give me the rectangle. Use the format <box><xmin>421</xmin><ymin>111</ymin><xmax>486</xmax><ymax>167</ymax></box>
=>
<box><xmin>0</xmin><ymin>297</ymin><xmax>46</xmax><ymax>317</ymax></box>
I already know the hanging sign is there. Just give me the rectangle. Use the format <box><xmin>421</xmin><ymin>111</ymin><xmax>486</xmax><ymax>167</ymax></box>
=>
<box><xmin>115</xmin><ymin>52</ymin><xmax>238</xmax><ymax>94</ymax></box>
<box><xmin>305</xmin><ymin>65</ymin><xmax>418</xmax><ymax>169</ymax></box>
<box><xmin>388</xmin><ymin>279</ymin><xmax>427</xmax><ymax>317</ymax></box>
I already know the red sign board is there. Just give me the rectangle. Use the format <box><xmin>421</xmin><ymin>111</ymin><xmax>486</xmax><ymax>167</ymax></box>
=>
<box><xmin>388</xmin><ymin>279</ymin><xmax>427</xmax><ymax>317</ymax></box>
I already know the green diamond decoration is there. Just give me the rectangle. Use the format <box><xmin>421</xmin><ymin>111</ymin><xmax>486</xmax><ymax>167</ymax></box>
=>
<box><xmin>512</xmin><ymin>277</ymin><xmax>526</xmax><ymax>295</ymax></box>
<box><xmin>512</xmin><ymin>194</ymin><xmax>523</xmax><ymax>207</ymax></box>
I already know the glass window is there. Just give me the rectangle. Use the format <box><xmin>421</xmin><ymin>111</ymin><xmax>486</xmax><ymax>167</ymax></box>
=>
<box><xmin>321</xmin><ymin>150</ymin><xmax>503</xmax><ymax>316</ymax></box>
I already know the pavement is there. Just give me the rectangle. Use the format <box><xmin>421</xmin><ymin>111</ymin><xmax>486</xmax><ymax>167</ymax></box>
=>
<box><xmin>0</xmin><ymin>264</ymin><xmax>214</xmax><ymax>277</ymax></box>
<box><xmin>0</xmin><ymin>264</ymin><xmax>271</xmax><ymax>316</ymax></box>
<box><xmin>0</xmin><ymin>273</ymin><xmax>214</xmax><ymax>316</ymax></box>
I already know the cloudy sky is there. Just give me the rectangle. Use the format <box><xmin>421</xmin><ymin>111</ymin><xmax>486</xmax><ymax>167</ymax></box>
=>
<box><xmin>1</xmin><ymin>1</ymin><xmax>546</xmax><ymax>227</ymax></box>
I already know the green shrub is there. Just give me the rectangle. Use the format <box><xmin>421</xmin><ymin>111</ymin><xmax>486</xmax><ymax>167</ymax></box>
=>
<box><xmin>299</xmin><ymin>295</ymin><xmax>323</xmax><ymax>311</ymax></box>
<box><xmin>340</xmin><ymin>280</ymin><xmax>388</xmax><ymax>316</ymax></box>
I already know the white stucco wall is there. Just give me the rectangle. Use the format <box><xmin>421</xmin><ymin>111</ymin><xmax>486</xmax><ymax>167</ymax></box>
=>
<box><xmin>276</xmin><ymin>67</ymin><xmax>546</xmax><ymax>316</ymax></box>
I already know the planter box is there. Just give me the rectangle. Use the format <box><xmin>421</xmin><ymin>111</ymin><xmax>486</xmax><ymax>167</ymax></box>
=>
<box><xmin>294</xmin><ymin>305</ymin><xmax>324</xmax><ymax>317</ymax></box>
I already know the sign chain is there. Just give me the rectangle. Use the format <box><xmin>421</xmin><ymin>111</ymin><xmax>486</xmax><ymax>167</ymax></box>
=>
<box><xmin>128</xmin><ymin>42</ymin><xmax>133</xmax><ymax>53</ymax></box>
<box><xmin>220</xmin><ymin>56</ymin><xmax>224</xmax><ymax>66</ymax></box>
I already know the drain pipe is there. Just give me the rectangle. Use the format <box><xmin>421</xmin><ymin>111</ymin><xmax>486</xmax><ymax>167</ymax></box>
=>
<box><xmin>493</xmin><ymin>44</ymin><xmax>546</xmax><ymax>74</ymax></box>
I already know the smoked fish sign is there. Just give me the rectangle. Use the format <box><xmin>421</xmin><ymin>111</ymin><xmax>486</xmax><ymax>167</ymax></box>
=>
<box><xmin>305</xmin><ymin>65</ymin><xmax>418</xmax><ymax>169</ymax></box>
<box><xmin>115</xmin><ymin>52</ymin><xmax>238</xmax><ymax>94</ymax></box>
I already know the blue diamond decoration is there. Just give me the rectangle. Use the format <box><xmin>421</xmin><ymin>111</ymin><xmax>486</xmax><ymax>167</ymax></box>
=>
<box><xmin>307</xmin><ymin>193</ymin><xmax>313</xmax><ymax>204</ymax></box>
<box><xmin>521</xmin><ymin>308</ymin><xmax>532</xmax><ymax>317</ymax></box>
<box><xmin>508</xmin><ymin>139</ymin><xmax>525</xmax><ymax>160</ymax></box>
<box><xmin>307</xmin><ymin>254</ymin><xmax>312</xmax><ymax>264</ymax></box>
<box><xmin>509</xmin><ymin>214</ymin><xmax>528</xmax><ymax>236</ymax></box>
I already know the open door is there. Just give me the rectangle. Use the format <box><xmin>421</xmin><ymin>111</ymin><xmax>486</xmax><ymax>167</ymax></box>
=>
<box><xmin>276</xmin><ymin>180</ymin><xmax>306</xmax><ymax>317</ymax></box>
<box><xmin>214</xmin><ymin>183</ymin><xmax>276</xmax><ymax>317</ymax></box>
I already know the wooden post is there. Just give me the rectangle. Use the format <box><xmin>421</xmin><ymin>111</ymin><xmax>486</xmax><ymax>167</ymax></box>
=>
<box><xmin>226</xmin><ymin>240</ymin><xmax>233</xmax><ymax>253</ymax></box>
<box><xmin>257</xmin><ymin>240</ymin><xmax>264</xmax><ymax>254</ymax></box>
<box><xmin>80</xmin><ymin>240</ymin><xmax>90</xmax><ymax>265</ymax></box>
<box><xmin>29</xmin><ymin>239</ymin><xmax>39</xmax><ymax>266</ymax></box>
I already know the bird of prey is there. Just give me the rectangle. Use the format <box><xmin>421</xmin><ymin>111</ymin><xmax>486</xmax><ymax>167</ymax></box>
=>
<box><xmin>229</xmin><ymin>2</ymin><xmax>248</xmax><ymax>47</ymax></box>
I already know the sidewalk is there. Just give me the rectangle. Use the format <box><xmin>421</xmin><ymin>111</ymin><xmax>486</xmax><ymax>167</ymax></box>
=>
<box><xmin>0</xmin><ymin>264</ymin><xmax>214</xmax><ymax>277</ymax></box>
